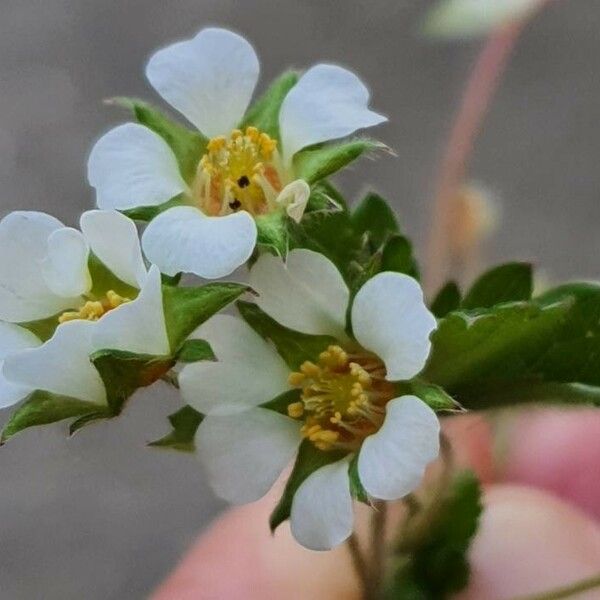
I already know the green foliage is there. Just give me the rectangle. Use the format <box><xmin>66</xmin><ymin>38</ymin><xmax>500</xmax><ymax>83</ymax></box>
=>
<box><xmin>261</xmin><ymin>388</ymin><xmax>302</xmax><ymax>415</ymax></box>
<box><xmin>385</xmin><ymin>471</ymin><xmax>482</xmax><ymax>599</ymax></box>
<box><xmin>270</xmin><ymin>440</ymin><xmax>347</xmax><ymax>532</ymax></box>
<box><xmin>176</xmin><ymin>339</ymin><xmax>215</xmax><ymax>363</ymax></box>
<box><xmin>255</xmin><ymin>211</ymin><xmax>289</xmax><ymax>256</ymax></box>
<box><xmin>348</xmin><ymin>455</ymin><xmax>369</xmax><ymax>503</ymax></box>
<box><xmin>351</xmin><ymin>191</ymin><xmax>399</xmax><ymax>250</ymax></box>
<box><xmin>1</xmin><ymin>391</ymin><xmax>104</xmax><ymax>443</ymax></box>
<box><xmin>381</xmin><ymin>235</ymin><xmax>420</xmax><ymax>280</ymax></box>
<box><xmin>123</xmin><ymin>195</ymin><xmax>187</xmax><ymax>223</ymax></box>
<box><xmin>240</xmin><ymin>71</ymin><xmax>299</xmax><ymax>140</ymax></box>
<box><xmin>461</xmin><ymin>262</ymin><xmax>532</xmax><ymax>309</ymax></box>
<box><xmin>162</xmin><ymin>283</ymin><xmax>248</xmax><ymax>352</ymax></box>
<box><xmin>91</xmin><ymin>349</ymin><xmax>175</xmax><ymax>415</ymax></box>
<box><xmin>148</xmin><ymin>406</ymin><xmax>204</xmax><ymax>452</ymax></box>
<box><xmin>88</xmin><ymin>253</ymin><xmax>139</xmax><ymax>299</ymax></box>
<box><xmin>293</xmin><ymin>139</ymin><xmax>383</xmax><ymax>184</ymax></box>
<box><xmin>408</xmin><ymin>380</ymin><xmax>460</xmax><ymax>412</ymax></box>
<box><xmin>110</xmin><ymin>97</ymin><xmax>207</xmax><ymax>183</ymax></box>
<box><xmin>18</xmin><ymin>314</ymin><xmax>61</xmax><ymax>343</ymax></box>
<box><xmin>431</xmin><ymin>281</ymin><xmax>461</xmax><ymax>318</ymax></box>
<box><xmin>237</xmin><ymin>301</ymin><xmax>334</xmax><ymax>370</ymax></box>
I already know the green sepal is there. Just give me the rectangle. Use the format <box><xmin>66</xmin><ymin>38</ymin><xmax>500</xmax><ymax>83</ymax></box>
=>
<box><xmin>293</xmin><ymin>139</ymin><xmax>384</xmax><ymax>184</ymax></box>
<box><xmin>385</xmin><ymin>471</ymin><xmax>482</xmax><ymax>599</ymax></box>
<box><xmin>109</xmin><ymin>97</ymin><xmax>207</xmax><ymax>184</ymax></box>
<box><xmin>176</xmin><ymin>339</ymin><xmax>215</xmax><ymax>363</ymax></box>
<box><xmin>162</xmin><ymin>282</ymin><xmax>248</xmax><ymax>352</ymax></box>
<box><xmin>431</xmin><ymin>281</ymin><xmax>461</xmax><ymax>318</ymax></box>
<box><xmin>381</xmin><ymin>235</ymin><xmax>420</xmax><ymax>280</ymax></box>
<box><xmin>122</xmin><ymin>195</ymin><xmax>187</xmax><ymax>223</ymax></box>
<box><xmin>348</xmin><ymin>455</ymin><xmax>369</xmax><ymax>503</ymax></box>
<box><xmin>69</xmin><ymin>411</ymin><xmax>112</xmax><ymax>436</ymax></box>
<box><xmin>1</xmin><ymin>391</ymin><xmax>103</xmax><ymax>444</ymax></box>
<box><xmin>17</xmin><ymin>314</ymin><xmax>62</xmax><ymax>343</ymax></box>
<box><xmin>261</xmin><ymin>388</ymin><xmax>302</xmax><ymax>415</ymax></box>
<box><xmin>88</xmin><ymin>252</ymin><xmax>139</xmax><ymax>299</ymax></box>
<box><xmin>307</xmin><ymin>180</ymin><xmax>348</xmax><ymax>212</ymax></box>
<box><xmin>462</xmin><ymin>262</ymin><xmax>532</xmax><ymax>309</ymax></box>
<box><xmin>240</xmin><ymin>71</ymin><xmax>299</xmax><ymax>140</ymax></box>
<box><xmin>351</xmin><ymin>191</ymin><xmax>399</xmax><ymax>250</ymax></box>
<box><xmin>91</xmin><ymin>349</ymin><xmax>175</xmax><ymax>415</ymax></box>
<box><xmin>270</xmin><ymin>440</ymin><xmax>347</xmax><ymax>532</ymax></box>
<box><xmin>237</xmin><ymin>300</ymin><xmax>334</xmax><ymax>370</ymax></box>
<box><xmin>148</xmin><ymin>405</ymin><xmax>204</xmax><ymax>452</ymax></box>
<box><xmin>255</xmin><ymin>211</ymin><xmax>289</xmax><ymax>256</ymax></box>
<box><xmin>408</xmin><ymin>380</ymin><xmax>461</xmax><ymax>412</ymax></box>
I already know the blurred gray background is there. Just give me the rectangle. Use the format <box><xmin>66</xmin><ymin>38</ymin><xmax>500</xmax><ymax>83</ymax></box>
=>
<box><xmin>0</xmin><ymin>0</ymin><xmax>599</xmax><ymax>598</ymax></box>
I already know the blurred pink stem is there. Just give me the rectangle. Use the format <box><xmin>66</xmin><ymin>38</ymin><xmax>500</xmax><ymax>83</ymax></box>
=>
<box><xmin>424</xmin><ymin>20</ymin><xmax>527</xmax><ymax>294</ymax></box>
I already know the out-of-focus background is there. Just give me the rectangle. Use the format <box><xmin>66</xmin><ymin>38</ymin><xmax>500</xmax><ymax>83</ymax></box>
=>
<box><xmin>0</xmin><ymin>0</ymin><xmax>599</xmax><ymax>597</ymax></box>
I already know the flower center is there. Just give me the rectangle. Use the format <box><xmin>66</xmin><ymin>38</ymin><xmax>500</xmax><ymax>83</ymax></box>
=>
<box><xmin>287</xmin><ymin>345</ymin><xmax>395</xmax><ymax>451</ymax></box>
<box><xmin>58</xmin><ymin>290</ymin><xmax>130</xmax><ymax>324</ymax></box>
<box><xmin>195</xmin><ymin>127</ymin><xmax>284</xmax><ymax>217</ymax></box>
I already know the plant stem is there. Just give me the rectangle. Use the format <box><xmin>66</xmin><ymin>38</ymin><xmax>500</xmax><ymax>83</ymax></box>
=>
<box><xmin>346</xmin><ymin>533</ymin><xmax>375</xmax><ymax>599</ymax></box>
<box><xmin>370</xmin><ymin>501</ymin><xmax>388</xmax><ymax>594</ymax></box>
<box><xmin>510</xmin><ymin>572</ymin><xmax>600</xmax><ymax>600</ymax></box>
<box><xmin>424</xmin><ymin>20</ymin><xmax>526</xmax><ymax>295</ymax></box>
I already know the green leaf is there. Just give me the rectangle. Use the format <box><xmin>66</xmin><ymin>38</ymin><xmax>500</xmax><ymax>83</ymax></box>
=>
<box><xmin>293</xmin><ymin>139</ymin><xmax>383</xmax><ymax>184</ymax></box>
<box><xmin>422</xmin><ymin>0</ymin><xmax>540</xmax><ymax>40</ymax></box>
<box><xmin>431</xmin><ymin>281</ymin><xmax>461</xmax><ymax>318</ymax></box>
<box><xmin>176</xmin><ymin>339</ymin><xmax>215</xmax><ymax>363</ymax></box>
<box><xmin>148</xmin><ymin>405</ymin><xmax>204</xmax><ymax>452</ymax></box>
<box><xmin>123</xmin><ymin>195</ymin><xmax>186</xmax><ymax>223</ymax></box>
<box><xmin>162</xmin><ymin>283</ymin><xmax>248</xmax><ymax>352</ymax></box>
<box><xmin>409</xmin><ymin>380</ymin><xmax>461</xmax><ymax>412</ymax></box>
<box><xmin>381</xmin><ymin>235</ymin><xmax>420</xmax><ymax>280</ymax></box>
<box><xmin>462</xmin><ymin>263</ymin><xmax>532</xmax><ymax>309</ymax></box>
<box><xmin>351</xmin><ymin>192</ymin><xmax>399</xmax><ymax>250</ymax></box>
<box><xmin>110</xmin><ymin>97</ymin><xmax>207</xmax><ymax>183</ymax></box>
<box><xmin>348</xmin><ymin>455</ymin><xmax>369</xmax><ymax>503</ymax></box>
<box><xmin>255</xmin><ymin>211</ymin><xmax>289</xmax><ymax>256</ymax></box>
<box><xmin>240</xmin><ymin>71</ymin><xmax>299</xmax><ymax>140</ymax></box>
<box><xmin>91</xmin><ymin>349</ymin><xmax>175</xmax><ymax>415</ymax></box>
<box><xmin>422</xmin><ymin>299</ymin><xmax>572</xmax><ymax>407</ymax></box>
<box><xmin>1</xmin><ymin>390</ymin><xmax>102</xmax><ymax>443</ymax></box>
<box><xmin>386</xmin><ymin>471</ymin><xmax>482</xmax><ymax>599</ymax></box>
<box><xmin>237</xmin><ymin>301</ymin><xmax>334</xmax><ymax>370</ymax></box>
<box><xmin>261</xmin><ymin>388</ymin><xmax>302</xmax><ymax>415</ymax></box>
<box><xmin>270</xmin><ymin>440</ymin><xmax>347</xmax><ymax>532</ymax></box>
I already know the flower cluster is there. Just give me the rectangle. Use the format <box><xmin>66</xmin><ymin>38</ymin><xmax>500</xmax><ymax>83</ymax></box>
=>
<box><xmin>0</xmin><ymin>27</ymin><xmax>447</xmax><ymax>551</ymax></box>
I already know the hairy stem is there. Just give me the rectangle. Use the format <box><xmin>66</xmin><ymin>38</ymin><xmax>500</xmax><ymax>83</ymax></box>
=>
<box><xmin>370</xmin><ymin>501</ymin><xmax>388</xmax><ymax>594</ymax></box>
<box><xmin>346</xmin><ymin>533</ymin><xmax>376</xmax><ymax>599</ymax></box>
<box><xmin>510</xmin><ymin>572</ymin><xmax>600</xmax><ymax>600</ymax></box>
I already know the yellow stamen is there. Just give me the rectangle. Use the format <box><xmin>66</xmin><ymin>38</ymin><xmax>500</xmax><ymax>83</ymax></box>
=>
<box><xmin>58</xmin><ymin>290</ymin><xmax>130</xmax><ymax>324</ymax></box>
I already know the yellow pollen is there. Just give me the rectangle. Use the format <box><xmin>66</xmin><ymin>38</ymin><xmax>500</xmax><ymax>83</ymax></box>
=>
<box><xmin>58</xmin><ymin>290</ymin><xmax>131</xmax><ymax>324</ymax></box>
<box><xmin>195</xmin><ymin>126</ymin><xmax>283</xmax><ymax>217</ymax></box>
<box><xmin>287</xmin><ymin>345</ymin><xmax>394</xmax><ymax>451</ymax></box>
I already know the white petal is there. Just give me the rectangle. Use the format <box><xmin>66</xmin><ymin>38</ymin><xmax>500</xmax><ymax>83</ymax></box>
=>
<box><xmin>2</xmin><ymin>320</ymin><xmax>106</xmax><ymax>405</ymax></box>
<box><xmin>0</xmin><ymin>211</ymin><xmax>80</xmax><ymax>322</ymax></box>
<box><xmin>290</xmin><ymin>457</ymin><xmax>354</xmax><ymax>551</ymax></box>
<box><xmin>358</xmin><ymin>396</ymin><xmax>440</xmax><ymax>501</ymax></box>
<box><xmin>142</xmin><ymin>206</ymin><xmax>256</xmax><ymax>278</ymax></box>
<box><xmin>146</xmin><ymin>28</ymin><xmax>259</xmax><ymax>138</ymax></box>
<box><xmin>197</xmin><ymin>408</ymin><xmax>301</xmax><ymax>504</ymax></box>
<box><xmin>87</xmin><ymin>123</ymin><xmax>187</xmax><ymax>210</ymax></box>
<box><xmin>352</xmin><ymin>272</ymin><xmax>437</xmax><ymax>381</ymax></box>
<box><xmin>275</xmin><ymin>179</ymin><xmax>310</xmax><ymax>223</ymax></box>
<box><xmin>279</xmin><ymin>64</ymin><xmax>387</xmax><ymax>163</ymax></box>
<box><xmin>0</xmin><ymin>361</ymin><xmax>31</xmax><ymax>409</ymax></box>
<box><xmin>0</xmin><ymin>322</ymin><xmax>41</xmax><ymax>359</ymax></box>
<box><xmin>180</xmin><ymin>315</ymin><xmax>290</xmax><ymax>415</ymax></box>
<box><xmin>41</xmin><ymin>228</ymin><xmax>91</xmax><ymax>298</ymax></box>
<box><xmin>250</xmin><ymin>249</ymin><xmax>349</xmax><ymax>339</ymax></box>
<box><xmin>80</xmin><ymin>210</ymin><xmax>147</xmax><ymax>288</ymax></box>
<box><xmin>92</xmin><ymin>266</ymin><xmax>170</xmax><ymax>356</ymax></box>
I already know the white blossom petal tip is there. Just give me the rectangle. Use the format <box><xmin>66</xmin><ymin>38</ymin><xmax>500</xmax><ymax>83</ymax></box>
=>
<box><xmin>141</xmin><ymin>206</ymin><xmax>257</xmax><ymax>279</ymax></box>
<box><xmin>358</xmin><ymin>396</ymin><xmax>440</xmax><ymax>501</ymax></box>
<box><xmin>249</xmin><ymin>249</ymin><xmax>350</xmax><ymax>339</ymax></box>
<box><xmin>352</xmin><ymin>272</ymin><xmax>437</xmax><ymax>381</ymax></box>
<box><xmin>146</xmin><ymin>28</ymin><xmax>259</xmax><ymax>138</ymax></box>
<box><xmin>87</xmin><ymin>123</ymin><xmax>187</xmax><ymax>210</ymax></box>
<box><xmin>279</xmin><ymin>63</ymin><xmax>387</xmax><ymax>163</ymax></box>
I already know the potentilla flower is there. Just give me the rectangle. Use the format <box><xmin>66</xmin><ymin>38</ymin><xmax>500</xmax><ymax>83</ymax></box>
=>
<box><xmin>87</xmin><ymin>27</ymin><xmax>386</xmax><ymax>279</ymax></box>
<box><xmin>0</xmin><ymin>209</ymin><xmax>149</xmax><ymax>333</ymax></box>
<box><xmin>180</xmin><ymin>249</ymin><xmax>440</xmax><ymax>550</ymax></box>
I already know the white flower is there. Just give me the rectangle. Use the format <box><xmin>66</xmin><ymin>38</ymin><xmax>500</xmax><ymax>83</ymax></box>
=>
<box><xmin>180</xmin><ymin>249</ymin><xmax>440</xmax><ymax>550</ymax></box>
<box><xmin>87</xmin><ymin>27</ymin><xmax>386</xmax><ymax>279</ymax></box>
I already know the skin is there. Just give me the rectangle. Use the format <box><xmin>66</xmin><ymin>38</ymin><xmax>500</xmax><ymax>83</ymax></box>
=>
<box><xmin>153</xmin><ymin>409</ymin><xmax>600</xmax><ymax>600</ymax></box>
